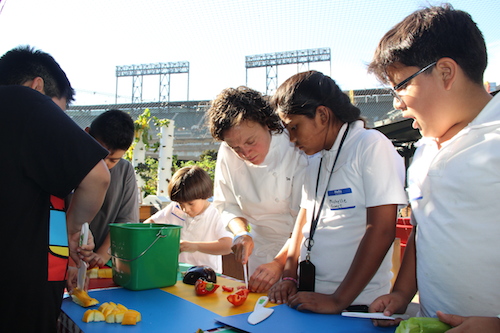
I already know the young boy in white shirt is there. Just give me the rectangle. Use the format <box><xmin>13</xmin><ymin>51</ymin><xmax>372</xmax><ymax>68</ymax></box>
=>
<box><xmin>367</xmin><ymin>5</ymin><xmax>500</xmax><ymax>332</ymax></box>
<box><xmin>145</xmin><ymin>165</ymin><xmax>232</xmax><ymax>273</ymax></box>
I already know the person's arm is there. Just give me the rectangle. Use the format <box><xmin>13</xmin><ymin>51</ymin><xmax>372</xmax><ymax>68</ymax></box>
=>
<box><xmin>370</xmin><ymin>226</ymin><xmax>418</xmax><ymax>327</ymax></box>
<box><xmin>268</xmin><ymin>207</ymin><xmax>307</xmax><ymax>303</ymax></box>
<box><xmin>213</xmin><ymin>146</ymin><xmax>255</xmax><ymax>264</ymax></box>
<box><xmin>287</xmin><ymin>204</ymin><xmax>398</xmax><ymax>313</ymax></box>
<box><xmin>436</xmin><ymin>312</ymin><xmax>500</xmax><ymax>332</ymax></box>
<box><xmin>227</xmin><ymin>217</ymin><xmax>254</xmax><ymax>265</ymax></box>
<box><xmin>91</xmin><ymin>233</ymin><xmax>111</xmax><ymax>267</ymax></box>
<box><xmin>180</xmin><ymin>237</ymin><xmax>232</xmax><ymax>255</ymax></box>
<box><xmin>248</xmin><ymin>239</ymin><xmax>290</xmax><ymax>293</ymax></box>
<box><xmin>67</xmin><ymin>160</ymin><xmax>110</xmax><ymax>265</ymax></box>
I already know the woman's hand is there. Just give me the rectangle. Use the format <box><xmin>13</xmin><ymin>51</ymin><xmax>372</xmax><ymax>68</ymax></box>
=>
<box><xmin>231</xmin><ymin>235</ymin><xmax>254</xmax><ymax>265</ymax></box>
<box><xmin>268</xmin><ymin>280</ymin><xmax>297</xmax><ymax>304</ymax></box>
<box><xmin>249</xmin><ymin>260</ymin><xmax>283</xmax><ymax>293</ymax></box>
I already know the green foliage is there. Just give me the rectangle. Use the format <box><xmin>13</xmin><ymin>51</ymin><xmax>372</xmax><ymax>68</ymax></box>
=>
<box><xmin>125</xmin><ymin>108</ymin><xmax>170</xmax><ymax>161</ymax></box>
<box><xmin>175</xmin><ymin>149</ymin><xmax>217</xmax><ymax>181</ymax></box>
<box><xmin>135</xmin><ymin>149</ymin><xmax>218</xmax><ymax>197</ymax></box>
<box><xmin>135</xmin><ymin>157</ymin><xmax>159</xmax><ymax>197</ymax></box>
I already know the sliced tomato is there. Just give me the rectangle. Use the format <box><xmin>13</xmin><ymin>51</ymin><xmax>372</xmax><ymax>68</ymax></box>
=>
<box><xmin>194</xmin><ymin>278</ymin><xmax>219</xmax><ymax>296</ymax></box>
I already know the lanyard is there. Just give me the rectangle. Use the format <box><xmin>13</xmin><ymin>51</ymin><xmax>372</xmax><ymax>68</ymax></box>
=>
<box><xmin>305</xmin><ymin>123</ymin><xmax>350</xmax><ymax>260</ymax></box>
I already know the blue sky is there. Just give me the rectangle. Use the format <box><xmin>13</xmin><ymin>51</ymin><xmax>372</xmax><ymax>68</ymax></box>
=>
<box><xmin>0</xmin><ymin>0</ymin><xmax>498</xmax><ymax>105</ymax></box>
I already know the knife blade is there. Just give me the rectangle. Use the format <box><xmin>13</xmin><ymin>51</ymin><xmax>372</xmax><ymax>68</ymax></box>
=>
<box><xmin>77</xmin><ymin>222</ymin><xmax>89</xmax><ymax>290</ymax></box>
<box><xmin>243</xmin><ymin>263</ymin><xmax>248</xmax><ymax>289</ymax></box>
<box><xmin>248</xmin><ymin>296</ymin><xmax>274</xmax><ymax>325</ymax></box>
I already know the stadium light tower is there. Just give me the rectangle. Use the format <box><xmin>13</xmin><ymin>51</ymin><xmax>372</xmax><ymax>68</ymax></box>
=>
<box><xmin>245</xmin><ymin>48</ymin><xmax>331</xmax><ymax>95</ymax></box>
<box><xmin>115</xmin><ymin>62</ymin><xmax>190</xmax><ymax>103</ymax></box>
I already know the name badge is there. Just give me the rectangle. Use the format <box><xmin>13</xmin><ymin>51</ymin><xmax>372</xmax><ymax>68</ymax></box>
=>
<box><xmin>327</xmin><ymin>187</ymin><xmax>355</xmax><ymax>210</ymax></box>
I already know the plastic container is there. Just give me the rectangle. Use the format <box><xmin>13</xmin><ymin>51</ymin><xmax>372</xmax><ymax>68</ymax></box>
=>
<box><xmin>109</xmin><ymin>223</ymin><xmax>182</xmax><ymax>290</ymax></box>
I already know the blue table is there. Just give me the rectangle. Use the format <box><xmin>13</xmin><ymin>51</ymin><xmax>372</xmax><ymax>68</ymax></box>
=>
<box><xmin>61</xmin><ymin>286</ymin><xmax>397</xmax><ymax>332</ymax></box>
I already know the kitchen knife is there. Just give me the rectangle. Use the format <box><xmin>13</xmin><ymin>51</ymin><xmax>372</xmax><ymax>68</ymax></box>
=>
<box><xmin>248</xmin><ymin>296</ymin><xmax>274</xmax><ymax>325</ymax></box>
<box><xmin>243</xmin><ymin>263</ymin><xmax>248</xmax><ymax>289</ymax></box>
<box><xmin>77</xmin><ymin>222</ymin><xmax>89</xmax><ymax>290</ymax></box>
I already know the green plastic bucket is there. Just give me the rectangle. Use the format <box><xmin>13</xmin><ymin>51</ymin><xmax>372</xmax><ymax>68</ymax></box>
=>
<box><xmin>109</xmin><ymin>223</ymin><xmax>182</xmax><ymax>290</ymax></box>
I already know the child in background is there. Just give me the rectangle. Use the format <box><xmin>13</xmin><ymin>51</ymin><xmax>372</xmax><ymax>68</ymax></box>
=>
<box><xmin>144</xmin><ymin>165</ymin><xmax>232</xmax><ymax>273</ymax></box>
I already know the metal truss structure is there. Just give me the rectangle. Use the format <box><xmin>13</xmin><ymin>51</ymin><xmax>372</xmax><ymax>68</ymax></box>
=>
<box><xmin>115</xmin><ymin>62</ymin><xmax>190</xmax><ymax>103</ymax></box>
<box><xmin>245</xmin><ymin>47</ymin><xmax>331</xmax><ymax>95</ymax></box>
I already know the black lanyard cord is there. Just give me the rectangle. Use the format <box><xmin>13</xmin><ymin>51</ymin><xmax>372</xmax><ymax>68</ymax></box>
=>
<box><xmin>305</xmin><ymin>123</ymin><xmax>350</xmax><ymax>255</ymax></box>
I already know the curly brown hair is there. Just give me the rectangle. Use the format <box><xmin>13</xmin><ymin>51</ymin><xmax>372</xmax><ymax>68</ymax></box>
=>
<box><xmin>206</xmin><ymin>86</ymin><xmax>283</xmax><ymax>141</ymax></box>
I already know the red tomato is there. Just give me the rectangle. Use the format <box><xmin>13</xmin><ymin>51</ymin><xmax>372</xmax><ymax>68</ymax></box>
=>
<box><xmin>194</xmin><ymin>279</ymin><xmax>219</xmax><ymax>296</ymax></box>
<box><xmin>222</xmin><ymin>285</ymin><xmax>234</xmax><ymax>292</ymax></box>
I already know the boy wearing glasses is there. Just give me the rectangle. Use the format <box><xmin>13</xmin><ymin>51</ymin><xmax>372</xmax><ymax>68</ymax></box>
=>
<box><xmin>367</xmin><ymin>4</ymin><xmax>499</xmax><ymax>332</ymax></box>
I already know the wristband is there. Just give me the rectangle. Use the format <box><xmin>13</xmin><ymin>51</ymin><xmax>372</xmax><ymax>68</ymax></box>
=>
<box><xmin>282</xmin><ymin>277</ymin><xmax>298</xmax><ymax>287</ymax></box>
<box><xmin>233</xmin><ymin>231</ymin><xmax>252</xmax><ymax>244</ymax></box>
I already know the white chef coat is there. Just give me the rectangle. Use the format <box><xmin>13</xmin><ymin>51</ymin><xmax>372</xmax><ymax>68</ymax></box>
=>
<box><xmin>213</xmin><ymin>131</ymin><xmax>308</xmax><ymax>274</ymax></box>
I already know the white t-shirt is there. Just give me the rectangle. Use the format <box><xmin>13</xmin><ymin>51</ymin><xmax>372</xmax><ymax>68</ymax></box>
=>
<box><xmin>300</xmin><ymin>120</ymin><xmax>407</xmax><ymax>305</ymax></box>
<box><xmin>408</xmin><ymin>94</ymin><xmax>500</xmax><ymax>317</ymax></box>
<box><xmin>213</xmin><ymin>131</ymin><xmax>308</xmax><ymax>274</ymax></box>
<box><xmin>149</xmin><ymin>202</ymin><xmax>232</xmax><ymax>273</ymax></box>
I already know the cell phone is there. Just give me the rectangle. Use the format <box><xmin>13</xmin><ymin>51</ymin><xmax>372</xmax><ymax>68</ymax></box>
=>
<box><xmin>298</xmin><ymin>260</ymin><xmax>315</xmax><ymax>291</ymax></box>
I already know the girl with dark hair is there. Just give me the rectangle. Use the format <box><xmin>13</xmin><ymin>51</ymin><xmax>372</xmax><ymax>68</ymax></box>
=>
<box><xmin>268</xmin><ymin>71</ymin><xmax>407</xmax><ymax>314</ymax></box>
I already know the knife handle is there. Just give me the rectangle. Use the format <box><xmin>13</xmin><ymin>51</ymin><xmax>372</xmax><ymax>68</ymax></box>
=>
<box><xmin>79</xmin><ymin>222</ymin><xmax>89</xmax><ymax>247</ymax></box>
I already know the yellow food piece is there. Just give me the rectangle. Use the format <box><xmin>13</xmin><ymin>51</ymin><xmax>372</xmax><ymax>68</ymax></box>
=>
<box><xmin>93</xmin><ymin>310</ymin><xmax>105</xmax><ymax>322</ymax></box>
<box><xmin>82</xmin><ymin>309</ymin><xmax>105</xmax><ymax>323</ymax></box>
<box><xmin>81</xmin><ymin>302</ymin><xmax>140</xmax><ymax>326</ymax></box>
<box><xmin>87</xmin><ymin>267</ymin><xmax>113</xmax><ymax>279</ymax></box>
<box><xmin>71</xmin><ymin>288</ymin><xmax>99</xmax><ymax>307</ymax></box>
<box><xmin>87</xmin><ymin>267</ymin><xmax>98</xmax><ymax>279</ymax></box>
<box><xmin>98</xmin><ymin>268</ymin><xmax>113</xmax><ymax>279</ymax></box>
<box><xmin>82</xmin><ymin>309</ymin><xmax>95</xmax><ymax>323</ymax></box>
<box><xmin>121</xmin><ymin>309</ymin><xmax>142</xmax><ymax>325</ymax></box>
<box><xmin>116</xmin><ymin>303</ymin><xmax>128</xmax><ymax>312</ymax></box>
<box><xmin>98</xmin><ymin>302</ymin><xmax>109</xmax><ymax>312</ymax></box>
<box><xmin>101</xmin><ymin>303</ymin><xmax>116</xmax><ymax>317</ymax></box>
<box><xmin>115</xmin><ymin>310</ymin><xmax>125</xmax><ymax>324</ymax></box>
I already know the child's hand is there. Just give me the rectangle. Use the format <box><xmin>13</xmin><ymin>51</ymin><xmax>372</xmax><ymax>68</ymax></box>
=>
<box><xmin>87</xmin><ymin>252</ymin><xmax>107</xmax><ymax>269</ymax></box>
<box><xmin>268</xmin><ymin>279</ymin><xmax>297</xmax><ymax>304</ymax></box>
<box><xmin>369</xmin><ymin>292</ymin><xmax>408</xmax><ymax>327</ymax></box>
<box><xmin>180</xmin><ymin>240</ymin><xmax>197</xmax><ymax>253</ymax></box>
<box><xmin>287</xmin><ymin>292</ymin><xmax>347</xmax><ymax>314</ymax></box>
<box><xmin>66</xmin><ymin>266</ymin><xmax>90</xmax><ymax>292</ymax></box>
<box><xmin>437</xmin><ymin>312</ymin><xmax>500</xmax><ymax>332</ymax></box>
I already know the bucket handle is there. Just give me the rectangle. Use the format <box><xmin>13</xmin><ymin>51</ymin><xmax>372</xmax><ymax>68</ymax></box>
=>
<box><xmin>109</xmin><ymin>228</ymin><xmax>171</xmax><ymax>262</ymax></box>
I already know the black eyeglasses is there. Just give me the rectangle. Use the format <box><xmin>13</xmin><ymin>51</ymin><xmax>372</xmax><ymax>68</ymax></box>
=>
<box><xmin>389</xmin><ymin>61</ymin><xmax>437</xmax><ymax>103</ymax></box>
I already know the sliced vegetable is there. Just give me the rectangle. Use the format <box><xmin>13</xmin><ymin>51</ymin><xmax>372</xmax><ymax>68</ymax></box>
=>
<box><xmin>395</xmin><ymin>317</ymin><xmax>452</xmax><ymax>333</ymax></box>
<box><xmin>222</xmin><ymin>285</ymin><xmax>234</xmax><ymax>292</ymax></box>
<box><xmin>194</xmin><ymin>278</ymin><xmax>219</xmax><ymax>296</ymax></box>
<box><xmin>227</xmin><ymin>288</ymin><xmax>250</xmax><ymax>306</ymax></box>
